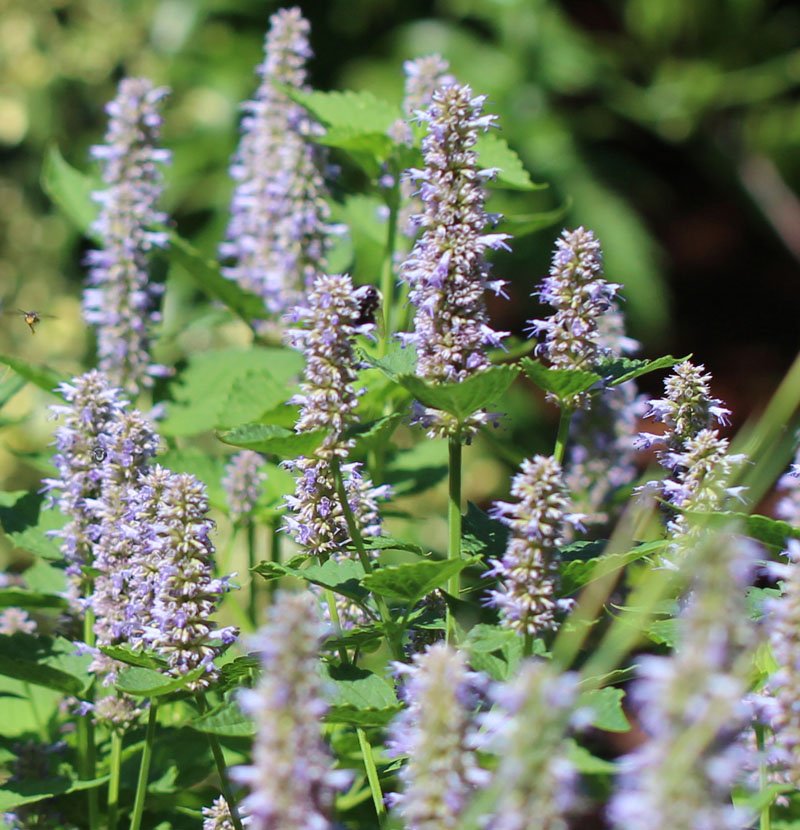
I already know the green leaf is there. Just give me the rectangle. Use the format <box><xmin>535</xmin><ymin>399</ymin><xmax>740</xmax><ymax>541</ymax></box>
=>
<box><xmin>560</xmin><ymin>541</ymin><xmax>666</xmax><ymax>595</ymax></box>
<box><xmin>0</xmin><ymin>491</ymin><xmax>64</xmax><ymax>560</ymax></box>
<box><xmin>166</xmin><ymin>232</ymin><xmax>267</xmax><ymax>322</ymax></box>
<box><xmin>0</xmin><ymin>589</ymin><xmax>68</xmax><ymax>610</ymax></box>
<box><xmin>521</xmin><ymin>357</ymin><xmax>600</xmax><ymax>400</ymax></box>
<box><xmin>218</xmin><ymin>423</ymin><xmax>327</xmax><ymax>458</ymax></box>
<box><xmin>40</xmin><ymin>145</ymin><xmax>98</xmax><ymax>236</ymax></box>
<box><xmin>598</xmin><ymin>354</ymin><xmax>688</xmax><ymax>386</ymax></box>
<box><xmin>215</xmin><ymin>369</ymin><xmax>290</xmax><ymax>429</ymax></box>
<box><xmin>690</xmin><ymin>511</ymin><xmax>800</xmax><ymax>553</ymax></box>
<box><xmin>323</xmin><ymin>627</ymin><xmax>383</xmax><ymax>653</ymax></box>
<box><xmin>288</xmin><ymin>88</ymin><xmax>400</xmax><ymax>133</ymax></box>
<box><xmin>398</xmin><ymin>364</ymin><xmax>519</xmax><ymax>420</ymax></box>
<box><xmin>474</xmin><ymin>133</ymin><xmax>546</xmax><ymax>191</ymax></box>
<box><xmin>0</xmin><ymin>354</ymin><xmax>64</xmax><ymax>395</ymax></box>
<box><xmin>747</xmin><ymin>585</ymin><xmax>782</xmax><ymax>621</ymax></box>
<box><xmin>462</xmin><ymin>623</ymin><xmax>515</xmax><ymax>653</ymax></box>
<box><xmin>161</xmin><ymin>347</ymin><xmax>303</xmax><ymax>437</ymax></box>
<box><xmin>360</xmin><ymin>341</ymin><xmax>418</xmax><ymax>381</ymax></box>
<box><xmin>253</xmin><ymin>559</ymin><xmax>367</xmax><ymax>604</ymax></box>
<box><xmin>359</xmin><ymin>536</ymin><xmax>426</xmax><ymax>556</ymax></box>
<box><xmin>566</xmin><ymin>739</ymin><xmax>618</xmax><ymax>774</ymax></box>
<box><xmin>461</xmin><ymin>502</ymin><xmax>509</xmax><ymax>559</ymax></box>
<box><xmin>325</xmin><ymin>703</ymin><xmax>402</xmax><ymax>727</ymax></box>
<box><xmin>578</xmin><ymin>687</ymin><xmax>630</xmax><ymax>732</ymax></box>
<box><xmin>0</xmin><ymin>774</ymin><xmax>109</xmax><ymax>812</ymax></box>
<box><xmin>644</xmin><ymin>618</ymin><xmax>678</xmax><ymax>647</ymax></box>
<box><xmin>190</xmin><ymin>700</ymin><xmax>255</xmax><ymax>736</ymax></box>
<box><xmin>0</xmin><ymin>634</ymin><xmax>88</xmax><ymax>695</ymax></box>
<box><xmin>0</xmin><ymin>374</ymin><xmax>25</xmax><ymax>408</ymax></box>
<box><xmin>115</xmin><ymin>665</ymin><xmax>207</xmax><ymax>696</ymax></box>
<box><xmin>362</xmin><ymin>557</ymin><xmax>480</xmax><ymax>606</ymax></box>
<box><xmin>19</xmin><ymin>559</ymin><xmax>66</xmax><ymax>594</ymax></box>
<box><xmin>346</xmin><ymin>413</ymin><xmax>404</xmax><ymax>454</ymax></box>
<box><xmin>218</xmin><ymin>655</ymin><xmax>261</xmax><ymax>694</ymax></box>
<box><xmin>314</xmin><ymin>127</ymin><xmax>394</xmax><ymax>174</ymax></box>
<box><xmin>325</xmin><ymin>663</ymin><xmax>398</xmax><ymax>709</ymax></box>
<box><xmin>500</xmin><ymin>199</ymin><xmax>572</xmax><ymax>236</ymax></box>
<box><xmin>99</xmin><ymin>646</ymin><xmax>167</xmax><ymax>670</ymax></box>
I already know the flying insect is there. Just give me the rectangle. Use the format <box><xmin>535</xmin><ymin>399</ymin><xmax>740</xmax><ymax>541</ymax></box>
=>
<box><xmin>6</xmin><ymin>309</ymin><xmax>57</xmax><ymax>335</ymax></box>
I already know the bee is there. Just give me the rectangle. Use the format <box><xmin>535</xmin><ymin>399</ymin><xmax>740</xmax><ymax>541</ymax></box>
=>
<box><xmin>6</xmin><ymin>309</ymin><xmax>57</xmax><ymax>335</ymax></box>
<box><xmin>91</xmin><ymin>446</ymin><xmax>107</xmax><ymax>463</ymax></box>
<box><xmin>353</xmin><ymin>285</ymin><xmax>382</xmax><ymax>328</ymax></box>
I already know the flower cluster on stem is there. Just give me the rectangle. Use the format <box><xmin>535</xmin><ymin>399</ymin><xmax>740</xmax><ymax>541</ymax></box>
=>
<box><xmin>232</xmin><ymin>591</ymin><xmax>348</xmax><ymax>830</ymax></box>
<box><xmin>83</xmin><ymin>77</ymin><xmax>171</xmax><ymax>394</ymax></box>
<box><xmin>484</xmin><ymin>455</ymin><xmax>584</xmax><ymax>637</ymax></box>
<box><xmin>386</xmin><ymin>643</ymin><xmax>488</xmax><ymax>830</ymax></box>
<box><xmin>220</xmin><ymin>6</ymin><xmax>331</xmax><ymax>318</ymax></box>
<box><xmin>399</xmin><ymin>82</ymin><xmax>511</xmax><ymax>439</ymax></box>
<box><xmin>223</xmin><ymin>450</ymin><xmax>267</xmax><ymax>524</ymax></box>
<box><xmin>607</xmin><ymin>533</ymin><xmax>759</xmax><ymax>830</ymax></box>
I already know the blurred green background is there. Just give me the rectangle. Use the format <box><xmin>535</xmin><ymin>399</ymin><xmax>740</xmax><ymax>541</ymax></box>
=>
<box><xmin>1</xmin><ymin>0</ymin><xmax>799</xmax><ymax>494</ymax></box>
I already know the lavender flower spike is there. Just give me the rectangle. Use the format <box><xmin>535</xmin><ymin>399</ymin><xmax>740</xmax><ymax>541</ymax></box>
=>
<box><xmin>83</xmin><ymin>78</ymin><xmax>171</xmax><ymax>394</ymax></box>
<box><xmin>122</xmin><ymin>467</ymin><xmax>237</xmax><ymax>690</ymax></box>
<box><xmin>203</xmin><ymin>796</ymin><xmax>247</xmax><ymax>830</ymax></box>
<box><xmin>528</xmin><ymin>227</ymin><xmax>621</xmax><ymax>409</ymax></box>
<box><xmin>485</xmin><ymin>455</ymin><xmax>584</xmax><ymax>636</ymax></box>
<box><xmin>232</xmin><ymin>591</ymin><xmax>348</xmax><ymax>830</ymax></box>
<box><xmin>220</xmin><ymin>6</ymin><xmax>331</xmax><ymax>317</ymax></box>
<box><xmin>400</xmin><ymin>83</ymin><xmax>511</xmax><ymax>439</ymax></box>
<box><xmin>386</xmin><ymin>643</ymin><xmax>488</xmax><ymax>830</ymax></box>
<box><xmin>223</xmin><ymin>450</ymin><xmax>267</xmax><ymax>524</ymax></box>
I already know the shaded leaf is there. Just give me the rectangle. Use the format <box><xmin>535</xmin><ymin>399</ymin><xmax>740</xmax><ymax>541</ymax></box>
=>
<box><xmin>598</xmin><ymin>354</ymin><xmax>688</xmax><ymax>386</ymax></box>
<box><xmin>216</xmin><ymin>369</ymin><xmax>290</xmax><ymax>429</ymax></box>
<box><xmin>0</xmin><ymin>354</ymin><xmax>64</xmax><ymax>395</ymax></box>
<box><xmin>398</xmin><ymin>364</ymin><xmax>519</xmax><ymax>420</ymax></box>
<box><xmin>0</xmin><ymin>589</ymin><xmax>68</xmax><ymax>610</ymax></box>
<box><xmin>521</xmin><ymin>357</ymin><xmax>600</xmax><ymax>400</ymax></box>
<box><xmin>475</xmin><ymin>133</ymin><xmax>546</xmax><ymax>191</ymax></box>
<box><xmin>578</xmin><ymin>687</ymin><xmax>630</xmax><ymax>732</ymax></box>
<box><xmin>218</xmin><ymin>423</ymin><xmax>327</xmax><ymax>458</ymax></box>
<box><xmin>360</xmin><ymin>342</ymin><xmax>418</xmax><ymax>381</ymax></box>
<box><xmin>566</xmin><ymin>739</ymin><xmax>617</xmax><ymax>774</ymax></box>
<box><xmin>346</xmin><ymin>413</ymin><xmax>404</xmax><ymax>454</ymax></box>
<box><xmin>461</xmin><ymin>502</ymin><xmax>509</xmax><ymax>559</ymax></box>
<box><xmin>115</xmin><ymin>665</ymin><xmax>206</xmax><ymax>697</ymax></box>
<box><xmin>99</xmin><ymin>646</ymin><xmax>166</xmax><ymax>670</ymax></box>
<box><xmin>190</xmin><ymin>700</ymin><xmax>255</xmax><ymax>736</ymax></box>
<box><xmin>325</xmin><ymin>703</ymin><xmax>402</xmax><ymax>727</ymax></box>
<box><xmin>325</xmin><ymin>663</ymin><xmax>398</xmax><ymax>709</ymax></box>
<box><xmin>362</xmin><ymin>557</ymin><xmax>480</xmax><ymax>606</ymax></box>
<box><xmin>40</xmin><ymin>145</ymin><xmax>98</xmax><ymax>237</ymax></box>
<box><xmin>0</xmin><ymin>634</ymin><xmax>88</xmax><ymax>695</ymax></box>
<box><xmin>560</xmin><ymin>541</ymin><xmax>666</xmax><ymax>595</ymax></box>
<box><xmin>0</xmin><ymin>491</ymin><xmax>64</xmax><ymax>560</ymax></box>
<box><xmin>0</xmin><ymin>774</ymin><xmax>108</xmax><ymax>812</ymax></box>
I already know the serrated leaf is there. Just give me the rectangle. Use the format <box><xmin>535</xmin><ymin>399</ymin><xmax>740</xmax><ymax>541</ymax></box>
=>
<box><xmin>578</xmin><ymin>687</ymin><xmax>630</xmax><ymax>732</ymax></box>
<box><xmin>288</xmin><ymin>88</ymin><xmax>400</xmax><ymax>133</ymax></box>
<box><xmin>325</xmin><ymin>703</ymin><xmax>402</xmax><ymax>727</ymax></box>
<box><xmin>215</xmin><ymin>369</ymin><xmax>289</xmax><ymax>429</ymax></box>
<box><xmin>644</xmin><ymin>618</ymin><xmax>678</xmax><ymax>647</ymax></box>
<box><xmin>398</xmin><ymin>365</ymin><xmax>519</xmax><ymax>421</ymax></box>
<box><xmin>314</xmin><ymin>127</ymin><xmax>394</xmax><ymax>172</ymax></box>
<box><xmin>0</xmin><ymin>354</ymin><xmax>64</xmax><ymax>395</ymax></box>
<box><xmin>218</xmin><ymin>655</ymin><xmax>261</xmax><ymax>693</ymax></box>
<box><xmin>461</xmin><ymin>502</ymin><xmax>510</xmax><ymax>559</ymax></box>
<box><xmin>462</xmin><ymin>623</ymin><xmax>515</xmax><ymax>653</ymax></box>
<box><xmin>190</xmin><ymin>700</ymin><xmax>255</xmax><ymax>736</ymax></box>
<box><xmin>325</xmin><ymin>663</ymin><xmax>398</xmax><ymax>709</ymax></box>
<box><xmin>161</xmin><ymin>347</ymin><xmax>303</xmax><ymax>437</ymax></box>
<box><xmin>560</xmin><ymin>541</ymin><xmax>666</xmax><ymax>595</ymax></box>
<box><xmin>362</xmin><ymin>557</ymin><xmax>480</xmax><ymax>606</ymax></box>
<box><xmin>166</xmin><ymin>232</ymin><xmax>267</xmax><ymax>323</ymax></box>
<box><xmin>521</xmin><ymin>357</ymin><xmax>601</xmax><ymax>401</ymax></box>
<box><xmin>361</xmin><ymin>342</ymin><xmax>417</xmax><ymax>381</ymax></box>
<box><xmin>500</xmin><ymin>199</ymin><xmax>572</xmax><ymax>236</ymax></box>
<box><xmin>253</xmin><ymin>558</ymin><xmax>367</xmax><ymax>604</ymax></box>
<box><xmin>0</xmin><ymin>634</ymin><xmax>87</xmax><ymax>695</ymax></box>
<box><xmin>115</xmin><ymin>665</ymin><xmax>206</xmax><ymax>696</ymax></box>
<box><xmin>599</xmin><ymin>354</ymin><xmax>688</xmax><ymax>386</ymax></box>
<box><xmin>218</xmin><ymin>423</ymin><xmax>327</xmax><ymax>458</ymax></box>
<box><xmin>359</xmin><ymin>536</ymin><xmax>425</xmax><ymax>556</ymax></box>
<box><xmin>0</xmin><ymin>491</ymin><xmax>64</xmax><ymax>560</ymax></box>
<box><xmin>40</xmin><ymin>145</ymin><xmax>99</xmax><ymax>236</ymax></box>
<box><xmin>99</xmin><ymin>646</ymin><xmax>166</xmax><ymax>670</ymax></box>
<box><xmin>0</xmin><ymin>589</ymin><xmax>68</xmax><ymax>610</ymax></box>
<box><xmin>346</xmin><ymin>413</ymin><xmax>404</xmax><ymax>454</ymax></box>
<box><xmin>475</xmin><ymin>133</ymin><xmax>546</xmax><ymax>191</ymax></box>
<box><xmin>323</xmin><ymin>627</ymin><xmax>383</xmax><ymax>652</ymax></box>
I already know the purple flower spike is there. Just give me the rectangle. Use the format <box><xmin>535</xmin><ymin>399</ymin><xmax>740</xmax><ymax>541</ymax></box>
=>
<box><xmin>386</xmin><ymin>644</ymin><xmax>489</xmax><ymax>829</ymax></box>
<box><xmin>83</xmin><ymin>78</ymin><xmax>171</xmax><ymax>394</ymax></box>
<box><xmin>223</xmin><ymin>450</ymin><xmax>267</xmax><ymax>524</ymax></box>
<box><xmin>232</xmin><ymin>592</ymin><xmax>348</xmax><ymax>830</ymax></box>
<box><xmin>220</xmin><ymin>6</ymin><xmax>331</xmax><ymax>319</ymax></box>
<box><xmin>400</xmin><ymin>82</ymin><xmax>511</xmax><ymax>439</ymax></box>
<box><xmin>485</xmin><ymin>455</ymin><xmax>583</xmax><ymax>637</ymax></box>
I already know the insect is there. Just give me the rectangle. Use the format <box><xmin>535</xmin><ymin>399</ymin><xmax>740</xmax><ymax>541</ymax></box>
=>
<box><xmin>5</xmin><ymin>309</ymin><xmax>57</xmax><ymax>335</ymax></box>
<box><xmin>353</xmin><ymin>285</ymin><xmax>382</xmax><ymax>327</ymax></box>
<box><xmin>91</xmin><ymin>446</ymin><xmax>107</xmax><ymax>463</ymax></box>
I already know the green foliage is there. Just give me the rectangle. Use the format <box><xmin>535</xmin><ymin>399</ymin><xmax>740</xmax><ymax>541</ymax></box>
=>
<box><xmin>0</xmin><ymin>634</ymin><xmax>91</xmax><ymax>695</ymax></box>
<box><xmin>218</xmin><ymin>423</ymin><xmax>328</xmax><ymax>457</ymax></box>
<box><xmin>362</xmin><ymin>557</ymin><xmax>481</xmax><ymax>606</ymax></box>
<box><xmin>40</xmin><ymin>145</ymin><xmax>99</xmax><ymax>237</ymax></box>
<box><xmin>520</xmin><ymin>357</ymin><xmax>601</xmax><ymax>401</ymax></box>
<box><xmin>0</xmin><ymin>354</ymin><xmax>64</xmax><ymax>395</ymax></box>
<box><xmin>0</xmin><ymin>491</ymin><xmax>64</xmax><ymax>560</ymax></box>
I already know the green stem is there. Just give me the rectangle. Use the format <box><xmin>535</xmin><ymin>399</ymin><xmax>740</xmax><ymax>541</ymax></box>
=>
<box><xmin>378</xmin><ymin>171</ymin><xmax>400</xmax><ymax>357</ymax></box>
<box><xmin>357</xmin><ymin>727</ymin><xmax>386</xmax><ymax>818</ymax></box>
<box><xmin>330</xmin><ymin>458</ymin><xmax>404</xmax><ymax>660</ymax></box>
<box><xmin>129</xmin><ymin>701</ymin><xmax>157</xmax><ymax>830</ymax></box>
<box><xmin>446</xmin><ymin>436</ymin><xmax>463</xmax><ymax>645</ymax></box>
<box><xmin>756</xmin><ymin>722</ymin><xmax>772</xmax><ymax>830</ymax></box>
<box><xmin>324</xmin><ymin>585</ymin><xmax>350</xmax><ymax>665</ymax></box>
<box><xmin>80</xmin><ymin>607</ymin><xmax>99</xmax><ymax>829</ymax></box>
<box><xmin>553</xmin><ymin>406</ymin><xmax>573</xmax><ymax>464</ymax></box>
<box><xmin>522</xmin><ymin>632</ymin><xmax>534</xmax><ymax>658</ymax></box>
<box><xmin>197</xmin><ymin>695</ymin><xmax>244</xmax><ymax>830</ymax></box>
<box><xmin>24</xmin><ymin>681</ymin><xmax>47</xmax><ymax>741</ymax></box>
<box><xmin>247</xmin><ymin>521</ymin><xmax>257</xmax><ymax>626</ymax></box>
<box><xmin>108</xmin><ymin>730</ymin><xmax>123</xmax><ymax>830</ymax></box>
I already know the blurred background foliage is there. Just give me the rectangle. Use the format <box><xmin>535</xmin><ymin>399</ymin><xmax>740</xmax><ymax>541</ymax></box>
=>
<box><xmin>1</xmin><ymin>0</ymin><xmax>799</xmax><ymax>494</ymax></box>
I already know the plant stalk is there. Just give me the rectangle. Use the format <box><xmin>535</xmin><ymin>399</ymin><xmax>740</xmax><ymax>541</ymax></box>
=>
<box><xmin>446</xmin><ymin>436</ymin><xmax>463</xmax><ymax>645</ymax></box>
<box><xmin>357</xmin><ymin>727</ymin><xmax>386</xmax><ymax>819</ymax></box>
<box><xmin>755</xmin><ymin>722</ymin><xmax>772</xmax><ymax>830</ymax></box>
<box><xmin>108</xmin><ymin>729</ymin><xmax>123</xmax><ymax>830</ymax></box>
<box><xmin>129</xmin><ymin>701</ymin><xmax>157</xmax><ymax>830</ymax></box>
<box><xmin>247</xmin><ymin>521</ymin><xmax>257</xmax><ymax>625</ymax></box>
<box><xmin>79</xmin><ymin>606</ymin><xmax>99</xmax><ymax>829</ymax></box>
<box><xmin>378</xmin><ymin>167</ymin><xmax>400</xmax><ymax>356</ymax></box>
<box><xmin>553</xmin><ymin>406</ymin><xmax>573</xmax><ymax>464</ymax></box>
